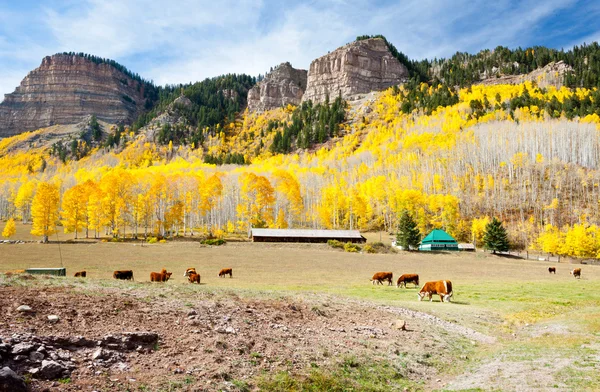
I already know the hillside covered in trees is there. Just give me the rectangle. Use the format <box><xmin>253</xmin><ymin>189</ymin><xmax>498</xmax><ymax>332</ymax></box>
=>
<box><xmin>3</xmin><ymin>78</ymin><xmax>600</xmax><ymax>258</ymax></box>
<box><xmin>4</xmin><ymin>37</ymin><xmax>600</xmax><ymax>259</ymax></box>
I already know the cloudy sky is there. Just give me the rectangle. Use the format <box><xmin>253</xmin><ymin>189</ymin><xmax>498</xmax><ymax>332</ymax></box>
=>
<box><xmin>1</xmin><ymin>0</ymin><xmax>599</xmax><ymax>97</ymax></box>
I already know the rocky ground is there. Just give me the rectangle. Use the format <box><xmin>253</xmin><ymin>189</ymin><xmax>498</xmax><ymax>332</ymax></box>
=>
<box><xmin>0</xmin><ymin>277</ymin><xmax>490</xmax><ymax>391</ymax></box>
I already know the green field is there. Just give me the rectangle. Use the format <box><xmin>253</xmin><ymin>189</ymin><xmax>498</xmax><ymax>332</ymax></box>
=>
<box><xmin>1</xmin><ymin>226</ymin><xmax>599</xmax><ymax>390</ymax></box>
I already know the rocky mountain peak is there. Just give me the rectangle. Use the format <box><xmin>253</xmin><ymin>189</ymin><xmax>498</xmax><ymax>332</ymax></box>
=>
<box><xmin>302</xmin><ymin>37</ymin><xmax>409</xmax><ymax>104</ymax></box>
<box><xmin>0</xmin><ymin>53</ymin><xmax>149</xmax><ymax>138</ymax></box>
<box><xmin>247</xmin><ymin>62</ymin><xmax>307</xmax><ymax>112</ymax></box>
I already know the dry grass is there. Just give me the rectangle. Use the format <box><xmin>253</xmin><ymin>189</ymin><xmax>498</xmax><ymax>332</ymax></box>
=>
<box><xmin>3</xmin><ymin>226</ymin><xmax>600</xmax><ymax>391</ymax></box>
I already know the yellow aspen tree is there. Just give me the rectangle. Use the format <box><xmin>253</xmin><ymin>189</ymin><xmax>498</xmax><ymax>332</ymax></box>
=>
<box><xmin>14</xmin><ymin>179</ymin><xmax>37</xmax><ymax>223</ymax></box>
<box><xmin>275</xmin><ymin>209</ymin><xmax>288</xmax><ymax>228</ymax></box>
<box><xmin>99</xmin><ymin>169</ymin><xmax>134</xmax><ymax>238</ymax></box>
<box><xmin>471</xmin><ymin>217</ymin><xmax>490</xmax><ymax>247</ymax></box>
<box><xmin>31</xmin><ymin>182</ymin><xmax>60</xmax><ymax>243</ymax></box>
<box><xmin>199</xmin><ymin>173</ymin><xmax>223</xmax><ymax>234</ymax></box>
<box><xmin>164</xmin><ymin>200</ymin><xmax>184</xmax><ymax>238</ymax></box>
<box><xmin>238</xmin><ymin>173</ymin><xmax>275</xmax><ymax>229</ymax></box>
<box><xmin>87</xmin><ymin>184</ymin><xmax>105</xmax><ymax>239</ymax></box>
<box><xmin>61</xmin><ymin>184</ymin><xmax>87</xmax><ymax>239</ymax></box>
<box><xmin>2</xmin><ymin>218</ymin><xmax>16</xmax><ymax>238</ymax></box>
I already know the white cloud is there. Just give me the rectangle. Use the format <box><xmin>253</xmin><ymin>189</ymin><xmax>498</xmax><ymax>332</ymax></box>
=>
<box><xmin>0</xmin><ymin>0</ymin><xmax>590</xmax><ymax>99</ymax></box>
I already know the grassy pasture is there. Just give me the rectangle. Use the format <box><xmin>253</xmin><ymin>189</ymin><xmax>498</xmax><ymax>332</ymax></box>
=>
<box><xmin>2</xmin><ymin>226</ymin><xmax>600</xmax><ymax>390</ymax></box>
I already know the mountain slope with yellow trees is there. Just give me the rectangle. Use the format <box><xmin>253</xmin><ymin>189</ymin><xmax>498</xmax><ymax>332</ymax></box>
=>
<box><xmin>2</xmin><ymin>79</ymin><xmax>600</xmax><ymax>258</ymax></box>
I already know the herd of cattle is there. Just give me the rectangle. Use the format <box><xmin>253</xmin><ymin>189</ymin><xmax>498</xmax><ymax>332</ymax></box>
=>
<box><xmin>549</xmin><ymin>266</ymin><xmax>582</xmax><ymax>278</ymax></box>
<box><xmin>370</xmin><ymin>272</ymin><xmax>453</xmax><ymax>302</ymax></box>
<box><xmin>371</xmin><ymin>267</ymin><xmax>583</xmax><ymax>302</ymax></box>
<box><xmin>70</xmin><ymin>265</ymin><xmax>582</xmax><ymax>303</ymax></box>
<box><xmin>72</xmin><ymin>268</ymin><xmax>234</xmax><ymax>284</ymax></box>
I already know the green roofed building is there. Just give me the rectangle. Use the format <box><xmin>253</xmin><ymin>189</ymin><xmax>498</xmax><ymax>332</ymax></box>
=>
<box><xmin>418</xmin><ymin>229</ymin><xmax>459</xmax><ymax>251</ymax></box>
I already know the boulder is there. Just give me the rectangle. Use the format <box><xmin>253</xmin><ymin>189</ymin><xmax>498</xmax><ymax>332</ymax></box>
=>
<box><xmin>11</xmin><ymin>342</ymin><xmax>35</xmax><ymax>355</ymax></box>
<box><xmin>0</xmin><ymin>367</ymin><xmax>26</xmax><ymax>392</ymax></box>
<box><xmin>92</xmin><ymin>348</ymin><xmax>111</xmax><ymax>361</ymax></box>
<box><xmin>394</xmin><ymin>319</ymin><xmax>407</xmax><ymax>331</ymax></box>
<box><xmin>47</xmin><ymin>315</ymin><xmax>60</xmax><ymax>323</ymax></box>
<box><xmin>16</xmin><ymin>305</ymin><xmax>32</xmax><ymax>313</ymax></box>
<box><xmin>29</xmin><ymin>351</ymin><xmax>45</xmax><ymax>362</ymax></box>
<box><xmin>39</xmin><ymin>360</ymin><xmax>67</xmax><ymax>379</ymax></box>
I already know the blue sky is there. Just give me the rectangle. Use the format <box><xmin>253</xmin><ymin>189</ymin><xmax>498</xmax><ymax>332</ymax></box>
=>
<box><xmin>0</xmin><ymin>0</ymin><xmax>599</xmax><ymax>97</ymax></box>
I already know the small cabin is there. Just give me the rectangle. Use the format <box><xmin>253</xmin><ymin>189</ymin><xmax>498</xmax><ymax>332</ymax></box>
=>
<box><xmin>418</xmin><ymin>229</ymin><xmax>459</xmax><ymax>251</ymax></box>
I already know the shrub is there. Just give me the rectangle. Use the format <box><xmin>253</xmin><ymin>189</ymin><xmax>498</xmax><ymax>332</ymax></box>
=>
<box><xmin>327</xmin><ymin>239</ymin><xmax>345</xmax><ymax>249</ymax></box>
<box><xmin>363</xmin><ymin>244</ymin><xmax>376</xmax><ymax>253</ymax></box>
<box><xmin>159</xmin><ymin>239</ymin><xmax>167</xmax><ymax>243</ymax></box>
<box><xmin>370</xmin><ymin>241</ymin><xmax>397</xmax><ymax>254</ymax></box>
<box><xmin>202</xmin><ymin>238</ymin><xmax>226</xmax><ymax>246</ymax></box>
<box><xmin>147</xmin><ymin>237</ymin><xmax>158</xmax><ymax>244</ymax></box>
<box><xmin>344</xmin><ymin>242</ymin><xmax>361</xmax><ymax>253</ymax></box>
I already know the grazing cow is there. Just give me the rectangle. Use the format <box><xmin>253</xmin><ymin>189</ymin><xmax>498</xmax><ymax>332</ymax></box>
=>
<box><xmin>183</xmin><ymin>268</ymin><xmax>197</xmax><ymax>277</ymax></box>
<box><xmin>371</xmin><ymin>272</ymin><xmax>393</xmax><ymax>286</ymax></box>
<box><xmin>188</xmin><ymin>272</ymin><xmax>201</xmax><ymax>284</ymax></box>
<box><xmin>150</xmin><ymin>269</ymin><xmax>172</xmax><ymax>282</ymax></box>
<box><xmin>397</xmin><ymin>274</ymin><xmax>419</xmax><ymax>288</ymax></box>
<box><xmin>184</xmin><ymin>267</ymin><xmax>200</xmax><ymax>284</ymax></box>
<box><xmin>548</xmin><ymin>267</ymin><xmax>556</xmax><ymax>274</ymax></box>
<box><xmin>74</xmin><ymin>271</ymin><xmax>87</xmax><ymax>278</ymax></box>
<box><xmin>113</xmin><ymin>270</ymin><xmax>134</xmax><ymax>281</ymax></box>
<box><xmin>570</xmin><ymin>268</ymin><xmax>581</xmax><ymax>279</ymax></box>
<box><xmin>218</xmin><ymin>268</ymin><xmax>233</xmax><ymax>278</ymax></box>
<box><xmin>418</xmin><ymin>280</ymin><xmax>453</xmax><ymax>302</ymax></box>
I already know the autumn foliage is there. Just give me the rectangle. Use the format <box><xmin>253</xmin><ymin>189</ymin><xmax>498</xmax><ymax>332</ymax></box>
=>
<box><xmin>1</xmin><ymin>81</ymin><xmax>600</xmax><ymax>257</ymax></box>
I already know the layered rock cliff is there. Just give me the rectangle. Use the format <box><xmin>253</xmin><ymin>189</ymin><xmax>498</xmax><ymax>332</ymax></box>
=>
<box><xmin>303</xmin><ymin>38</ymin><xmax>409</xmax><ymax>103</ymax></box>
<box><xmin>247</xmin><ymin>62</ymin><xmax>307</xmax><ymax>112</ymax></box>
<box><xmin>0</xmin><ymin>54</ymin><xmax>149</xmax><ymax>138</ymax></box>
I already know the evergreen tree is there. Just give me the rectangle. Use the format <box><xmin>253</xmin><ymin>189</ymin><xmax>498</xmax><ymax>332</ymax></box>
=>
<box><xmin>90</xmin><ymin>115</ymin><xmax>102</xmax><ymax>141</ymax></box>
<box><xmin>483</xmin><ymin>217</ymin><xmax>510</xmax><ymax>254</ymax></box>
<box><xmin>396</xmin><ymin>210</ymin><xmax>421</xmax><ymax>250</ymax></box>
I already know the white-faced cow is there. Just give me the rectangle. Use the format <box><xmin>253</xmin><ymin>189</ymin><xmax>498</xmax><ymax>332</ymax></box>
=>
<box><xmin>418</xmin><ymin>280</ymin><xmax>453</xmax><ymax>302</ymax></box>
<box><xmin>570</xmin><ymin>268</ymin><xmax>581</xmax><ymax>279</ymax></box>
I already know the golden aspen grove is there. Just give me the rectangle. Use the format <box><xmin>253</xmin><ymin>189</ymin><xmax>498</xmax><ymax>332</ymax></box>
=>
<box><xmin>1</xmin><ymin>81</ymin><xmax>600</xmax><ymax>257</ymax></box>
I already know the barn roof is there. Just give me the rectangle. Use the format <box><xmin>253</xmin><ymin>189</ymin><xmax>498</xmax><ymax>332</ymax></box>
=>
<box><xmin>251</xmin><ymin>228</ymin><xmax>364</xmax><ymax>239</ymax></box>
<box><xmin>420</xmin><ymin>229</ymin><xmax>457</xmax><ymax>244</ymax></box>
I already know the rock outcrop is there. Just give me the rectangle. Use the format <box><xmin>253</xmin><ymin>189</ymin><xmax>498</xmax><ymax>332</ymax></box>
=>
<box><xmin>0</xmin><ymin>54</ymin><xmax>150</xmax><ymax>138</ymax></box>
<box><xmin>303</xmin><ymin>38</ymin><xmax>409</xmax><ymax>103</ymax></box>
<box><xmin>247</xmin><ymin>62</ymin><xmax>307</xmax><ymax>112</ymax></box>
<box><xmin>478</xmin><ymin>61</ymin><xmax>572</xmax><ymax>89</ymax></box>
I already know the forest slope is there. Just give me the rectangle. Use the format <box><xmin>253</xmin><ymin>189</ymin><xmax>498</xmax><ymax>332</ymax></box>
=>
<box><xmin>2</xmin><ymin>79</ymin><xmax>600</xmax><ymax>258</ymax></box>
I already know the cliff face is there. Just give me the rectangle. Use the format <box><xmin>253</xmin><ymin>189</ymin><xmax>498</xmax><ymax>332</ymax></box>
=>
<box><xmin>303</xmin><ymin>38</ymin><xmax>409</xmax><ymax>103</ymax></box>
<box><xmin>247</xmin><ymin>62</ymin><xmax>307</xmax><ymax>112</ymax></box>
<box><xmin>0</xmin><ymin>54</ymin><xmax>149</xmax><ymax>138</ymax></box>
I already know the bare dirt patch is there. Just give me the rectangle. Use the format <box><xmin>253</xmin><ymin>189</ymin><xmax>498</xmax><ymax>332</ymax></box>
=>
<box><xmin>0</xmin><ymin>281</ymin><xmax>479</xmax><ymax>391</ymax></box>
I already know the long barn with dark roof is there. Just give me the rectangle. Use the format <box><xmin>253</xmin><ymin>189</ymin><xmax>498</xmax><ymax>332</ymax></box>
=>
<box><xmin>250</xmin><ymin>229</ymin><xmax>366</xmax><ymax>243</ymax></box>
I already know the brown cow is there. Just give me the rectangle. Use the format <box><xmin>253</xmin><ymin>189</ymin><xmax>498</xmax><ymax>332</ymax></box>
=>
<box><xmin>548</xmin><ymin>267</ymin><xmax>556</xmax><ymax>274</ymax></box>
<box><xmin>183</xmin><ymin>268</ymin><xmax>196</xmax><ymax>277</ymax></box>
<box><xmin>418</xmin><ymin>280</ymin><xmax>453</xmax><ymax>302</ymax></box>
<box><xmin>218</xmin><ymin>268</ymin><xmax>233</xmax><ymax>278</ymax></box>
<box><xmin>371</xmin><ymin>272</ymin><xmax>393</xmax><ymax>286</ymax></box>
<box><xmin>150</xmin><ymin>269</ymin><xmax>172</xmax><ymax>282</ymax></box>
<box><xmin>570</xmin><ymin>268</ymin><xmax>581</xmax><ymax>279</ymax></box>
<box><xmin>184</xmin><ymin>268</ymin><xmax>201</xmax><ymax>284</ymax></box>
<box><xmin>74</xmin><ymin>271</ymin><xmax>87</xmax><ymax>277</ymax></box>
<box><xmin>188</xmin><ymin>272</ymin><xmax>201</xmax><ymax>284</ymax></box>
<box><xmin>113</xmin><ymin>270</ymin><xmax>134</xmax><ymax>281</ymax></box>
<box><xmin>397</xmin><ymin>274</ymin><xmax>419</xmax><ymax>288</ymax></box>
